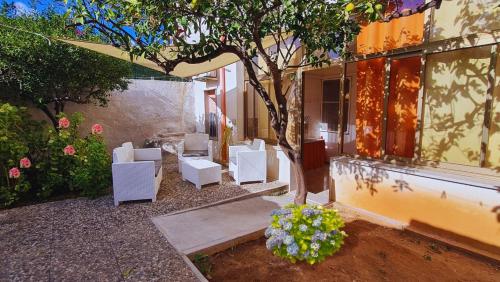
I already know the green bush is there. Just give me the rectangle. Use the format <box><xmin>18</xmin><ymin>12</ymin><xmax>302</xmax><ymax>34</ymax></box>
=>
<box><xmin>0</xmin><ymin>103</ymin><xmax>112</xmax><ymax>207</ymax></box>
<box><xmin>72</xmin><ymin>133</ymin><xmax>112</xmax><ymax>198</ymax></box>
<box><xmin>265</xmin><ymin>204</ymin><xmax>347</xmax><ymax>264</ymax></box>
<box><xmin>0</xmin><ymin>104</ymin><xmax>42</xmax><ymax>206</ymax></box>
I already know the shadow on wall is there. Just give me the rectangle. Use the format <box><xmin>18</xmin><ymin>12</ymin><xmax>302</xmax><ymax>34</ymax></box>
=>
<box><xmin>331</xmin><ymin>157</ymin><xmax>500</xmax><ymax>224</ymax></box>
<box><xmin>421</xmin><ymin>46</ymin><xmax>491</xmax><ymax>167</ymax></box>
<box><xmin>431</xmin><ymin>0</ymin><xmax>500</xmax><ymax>41</ymax></box>
<box><xmin>356</xmin><ymin>0</ymin><xmax>424</xmax><ymax>55</ymax></box>
<box><xmin>355</xmin><ymin>58</ymin><xmax>385</xmax><ymax>158</ymax></box>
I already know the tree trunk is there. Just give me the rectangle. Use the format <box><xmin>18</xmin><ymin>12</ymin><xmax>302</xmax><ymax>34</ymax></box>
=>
<box><xmin>38</xmin><ymin>105</ymin><xmax>58</xmax><ymax>129</ymax></box>
<box><xmin>291</xmin><ymin>152</ymin><xmax>307</xmax><ymax>204</ymax></box>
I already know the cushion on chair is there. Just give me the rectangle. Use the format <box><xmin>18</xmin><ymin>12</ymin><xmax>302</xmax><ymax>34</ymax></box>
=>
<box><xmin>182</xmin><ymin>150</ymin><xmax>209</xmax><ymax>157</ymax></box>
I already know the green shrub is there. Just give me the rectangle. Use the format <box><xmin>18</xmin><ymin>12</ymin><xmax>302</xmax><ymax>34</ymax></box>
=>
<box><xmin>265</xmin><ymin>204</ymin><xmax>347</xmax><ymax>264</ymax></box>
<box><xmin>72</xmin><ymin>133</ymin><xmax>112</xmax><ymax>198</ymax></box>
<box><xmin>35</xmin><ymin>113</ymin><xmax>82</xmax><ymax>198</ymax></box>
<box><xmin>0</xmin><ymin>104</ymin><xmax>41</xmax><ymax>206</ymax></box>
<box><xmin>0</xmin><ymin>103</ymin><xmax>112</xmax><ymax>207</ymax></box>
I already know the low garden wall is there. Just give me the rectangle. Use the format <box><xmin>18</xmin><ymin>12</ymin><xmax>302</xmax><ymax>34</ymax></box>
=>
<box><xmin>330</xmin><ymin>156</ymin><xmax>500</xmax><ymax>259</ymax></box>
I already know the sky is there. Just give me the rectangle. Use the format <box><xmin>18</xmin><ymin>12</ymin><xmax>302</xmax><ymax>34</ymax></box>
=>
<box><xmin>1</xmin><ymin>0</ymin><xmax>66</xmax><ymax>15</ymax></box>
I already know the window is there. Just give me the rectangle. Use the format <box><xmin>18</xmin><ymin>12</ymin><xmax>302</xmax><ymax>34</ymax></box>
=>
<box><xmin>321</xmin><ymin>79</ymin><xmax>350</xmax><ymax>132</ymax></box>
<box><xmin>422</xmin><ymin>46</ymin><xmax>491</xmax><ymax>166</ymax></box>
<box><xmin>244</xmin><ymin>81</ymin><xmax>274</xmax><ymax>140</ymax></box>
<box><xmin>385</xmin><ymin>56</ymin><xmax>421</xmax><ymax>158</ymax></box>
<box><xmin>355</xmin><ymin>58</ymin><xmax>386</xmax><ymax>158</ymax></box>
<box><xmin>486</xmin><ymin>47</ymin><xmax>500</xmax><ymax>168</ymax></box>
<box><xmin>204</xmin><ymin>90</ymin><xmax>218</xmax><ymax>139</ymax></box>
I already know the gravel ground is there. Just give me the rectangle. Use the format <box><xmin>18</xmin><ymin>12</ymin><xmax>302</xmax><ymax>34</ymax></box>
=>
<box><xmin>0</xmin><ymin>153</ymin><xmax>258</xmax><ymax>281</ymax></box>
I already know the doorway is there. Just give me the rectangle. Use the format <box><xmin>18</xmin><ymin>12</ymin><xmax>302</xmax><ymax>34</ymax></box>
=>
<box><xmin>204</xmin><ymin>89</ymin><xmax>218</xmax><ymax>139</ymax></box>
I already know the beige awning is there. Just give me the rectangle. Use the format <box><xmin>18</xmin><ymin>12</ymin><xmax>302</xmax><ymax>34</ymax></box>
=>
<box><xmin>58</xmin><ymin>36</ymin><xmax>279</xmax><ymax>78</ymax></box>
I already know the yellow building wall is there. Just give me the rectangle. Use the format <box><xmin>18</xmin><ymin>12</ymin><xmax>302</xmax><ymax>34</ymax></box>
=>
<box><xmin>486</xmin><ymin>48</ymin><xmax>500</xmax><ymax>168</ymax></box>
<box><xmin>256</xmin><ymin>88</ymin><xmax>270</xmax><ymax>139</ymax></box>
<box><xmin>430</xmin><ymin>0</ymin><xmax>500</xmax><ymax>41</ymax></box>
<box><xmin>332</xmin><ymin>158</ymin><xmax>500</xmax><ymax>253</ymax></box>
<box><xmin>421</xmin><ymin>46</ymin><xmax>491</xmax><ymax>166</ymax></box>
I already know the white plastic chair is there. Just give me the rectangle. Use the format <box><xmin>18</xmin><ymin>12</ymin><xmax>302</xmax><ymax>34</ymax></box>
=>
<box><xmin>228</xmin><ymin>139</ymin><xmax>267</xmax><ymax>185</ymax></box>
<box><xmin>112</xmin><ymin>142</ymin><xmax>162</xmax><ymax>206</ymax></box>
<box><xmin>177</xmin><ymin>133</ymin><xmax>213</xmax><ymax>173</ymax></box>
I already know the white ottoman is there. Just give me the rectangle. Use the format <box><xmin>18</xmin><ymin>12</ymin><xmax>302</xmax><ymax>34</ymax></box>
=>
<box><xmin>181</xmin><ymin>160</ymin><xmax>222</xmax><ymax>189</ymax></box>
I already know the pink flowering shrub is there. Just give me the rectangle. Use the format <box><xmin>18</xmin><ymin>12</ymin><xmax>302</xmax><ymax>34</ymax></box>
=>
<box><xmin>1</xmin><ymin>104</ymin><xmax>112</xmax><ymax>207</ymax></box>
<box><xmin>19</xmin><ymin>157</ymin><xmax>31</xmax><ymax>168</ymax></box>
<box><xmin>63</xmin><ymin>145</ymin><xmax>76</xmax><ymax>155</ymax></box>
<box><xmin>8</xmin><ymin>167</ymin><xmax>21</xmax><ymax>179</ymax></box>
<box><xmin>58</xmin><ymin>117</ymin><xmax>70</xmax><ymax>128</ymax></box>
<box><xmin>91</xmin><ymin>123</ymin><xmax>103</xmax><ymax>134</ymax></box>
<box><xmin>0</xmin><ymin>104</ymin><xmax>34</xmax><ymax>206</ymax></box>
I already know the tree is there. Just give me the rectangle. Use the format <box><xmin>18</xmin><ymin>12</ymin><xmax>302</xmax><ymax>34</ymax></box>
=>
<box><xmin>0</xmin><ymin>10</ymin><xmax>131</xmax><ymax>129</ymax></box>
<box><xmin>67</xmin><ymin>0</ymin><xmax>441</xmax><ymax>204</ymax></box>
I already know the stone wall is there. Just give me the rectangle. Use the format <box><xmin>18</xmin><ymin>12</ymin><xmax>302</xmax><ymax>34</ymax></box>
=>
<box><xmin>29</xmin><ymin>79</ymin><xmax>197</xmax><ymax>150</ymax></box>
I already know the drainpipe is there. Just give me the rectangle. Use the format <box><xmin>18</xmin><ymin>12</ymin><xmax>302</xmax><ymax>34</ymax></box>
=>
<box><xmin>220</xmin><ymin>67</ymin><xmax>228</xmax><ymax>163</ymax></box>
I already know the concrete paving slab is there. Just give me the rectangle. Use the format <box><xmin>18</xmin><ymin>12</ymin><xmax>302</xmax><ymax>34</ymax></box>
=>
<box><xmin>152</xmin><ymin>194</ymin><xmax>295</xmax><ymax>255</ymax></box>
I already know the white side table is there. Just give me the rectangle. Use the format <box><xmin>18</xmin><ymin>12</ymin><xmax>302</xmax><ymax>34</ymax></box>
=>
<box><xmin>181</xmin><ymin>160</ymin><xmax>222</xmax><ymax>189</ymax></box>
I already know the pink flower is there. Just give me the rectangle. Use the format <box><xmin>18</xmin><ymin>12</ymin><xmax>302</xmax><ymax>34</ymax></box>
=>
<box><xmin>58</xmin><ymin>117</ymin><xmax>70</xmax><ymax>129</ymax></box>
<box><xmin>63</xmin><ymin>145</ymin><xmax>76</xmax><ymax>156</ymax></box>
<box><xmin>19</xmin><ymin>157</ymin><xmax>31</xmax><ymax>168</ymax></box>
<box><xmin>91</xmin><ymin>123</ymin><xmax>103</xmax><ymax>134</ymax></box>
<box><xmin>9</xmin><ymin>167</ymin><xmax>20</xmax><ymax>179</ymax></box>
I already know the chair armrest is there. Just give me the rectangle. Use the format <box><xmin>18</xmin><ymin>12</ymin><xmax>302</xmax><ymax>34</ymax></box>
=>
<box><xmin>229</xmin><ymin>145</ymin><xmax>250</xmax><ymax>159</ymax></box>
<box><xmin>208</xmin><ymin>140</ymin><xmax>213</xmax><ymax>160</ymax></box>
<box><xmin>177</xmin><ymin>141</ymin><xmax>185</xmax><ymax>156</ymax></box>
<box><xmin>134</xmin><ymin>148</ymin><xmax>162</xmax><ymax>161</ymax></box>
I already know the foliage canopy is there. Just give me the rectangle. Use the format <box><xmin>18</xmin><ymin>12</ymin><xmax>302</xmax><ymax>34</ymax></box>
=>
<box><xmin>0</xmin><ymin>10</ymin><xmax>131</xmax><ymax>128</ymax></box>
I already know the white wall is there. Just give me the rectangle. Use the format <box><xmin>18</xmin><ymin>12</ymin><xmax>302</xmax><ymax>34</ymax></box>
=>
<box><xmin>29</xmin><ymin>79</ymin><xmax>198</xmax><ymax>150</ymax></box>
<box><xmin>224</xmin><ymin>62</ymin><xmax>246</xmax><ymax>142</ymax></box>
<box><xmin>193</xmin><ymin>80</ymin><xmax>207</xmax><ymax>133</ymax></box>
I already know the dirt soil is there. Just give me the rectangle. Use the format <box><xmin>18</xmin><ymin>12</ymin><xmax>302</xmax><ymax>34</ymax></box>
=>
<box><xmin>206</xmin><ymin>220</ymin><xmax>500</xmax><ymax>282</ymax></box>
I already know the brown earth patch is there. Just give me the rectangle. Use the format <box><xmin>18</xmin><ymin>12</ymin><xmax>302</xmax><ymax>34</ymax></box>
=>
<box><xmin>205</xmin><ymin>220</ymin><xmax>499</xmax><ymax>281</ymax></box>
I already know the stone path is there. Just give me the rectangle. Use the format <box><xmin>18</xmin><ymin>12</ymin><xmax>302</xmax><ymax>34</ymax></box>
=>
<box><xmin>0</xmin><ymin>153</ymin><xmax>277</xmax><ymax>281</ymax></box>
<box><xmin>153</xmin><ymin>194</ymin><xmax>295</xmax><ymax>255</ymax></box>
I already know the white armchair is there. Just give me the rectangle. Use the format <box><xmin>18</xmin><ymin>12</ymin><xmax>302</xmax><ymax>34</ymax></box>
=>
<box><xmin>112</xmin><ymin>142</ymin><xmax>163</xmax><ymax>206</ymax></box>
<box><xmin>228</xmin><ymin>139</ymin><xmax>267</xmax><ymax>185</ymax></box>
<box><xmin>177</xmin><ymin>133</ymin><xmax>213</xmax><ymax>172</ymax></box>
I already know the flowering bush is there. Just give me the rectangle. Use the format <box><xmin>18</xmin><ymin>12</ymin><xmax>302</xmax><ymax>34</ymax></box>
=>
<box><xmin>265</xmin><ymin>204</ymin><xmax>346</xmax><ymax>264</ymax></box>
<box><xmin>91</xmin><ymin>123</ymin><xmax>103</xmax><ymax>135</ymax></box>
<box><xmin>71</xmin><ymin>133</ymin><xmax>111</xmax><ymax>198</ymax></box>
<box><xmin>0</xmin><ymin>103</ymin><xmax>112</xmax><ymax>207</ymax></box>
<box><xmin>58</xmin><ymin>117</ymin><xmax>70</xmax><ymax>129</ymax></box>
<box><xmin>63</xmin><ymin>144</ymin><xmax>76</xmax><ymax>155</ymax></box>
<box><xmin>0</xmin><ymin>104</ymin><xmax>40</xmax><ymax>206</ymax></box>
<box><xmin>19</xmin><ymin>157</ymin><xmax>31</xmax><ymax>168</ymax></box>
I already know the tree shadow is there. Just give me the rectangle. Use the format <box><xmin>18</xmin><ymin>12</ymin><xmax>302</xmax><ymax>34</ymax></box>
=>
<box><xmin>431</xmin><ymin>0</ymin><xmax>500</xmax><ymax>41</ymax></box>
<box><xmin>421</xmin><ymin>46</ymin><xmax>490</xmax><ymax>166</ymax></box>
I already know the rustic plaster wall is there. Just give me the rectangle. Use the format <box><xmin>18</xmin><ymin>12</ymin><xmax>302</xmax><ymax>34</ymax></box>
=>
<box><xmin>29</xmin><ymin>79</ymin><xmax>197</xmax><ymax>150</ymax></box>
